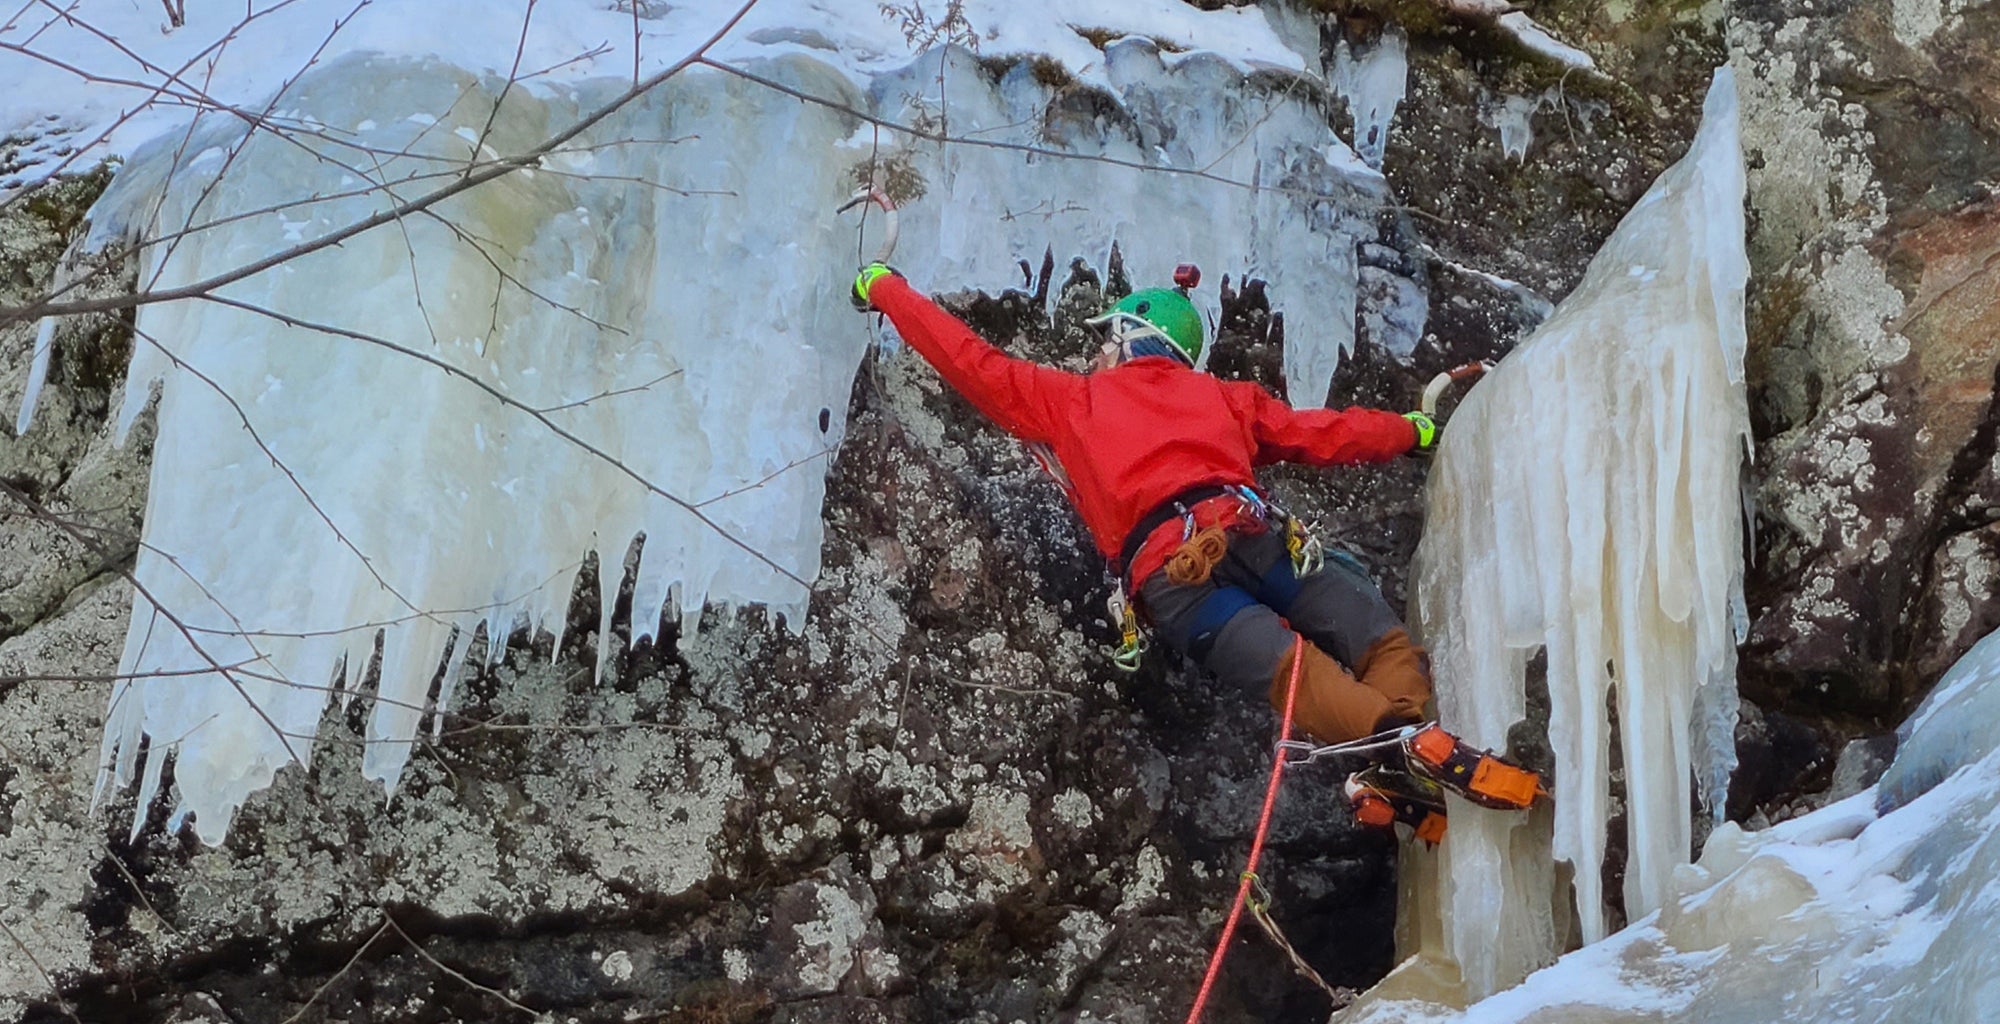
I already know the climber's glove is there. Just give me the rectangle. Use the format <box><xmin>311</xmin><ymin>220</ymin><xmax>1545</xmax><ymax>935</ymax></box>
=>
<box><xmin>1403</xmin><ymin>411</ymin><xmax>1439</xmax><ymax>456</ymax></box>
<box><xmin>852</xmin><ymin>262</ymin><xmax>901</xmax><ymax>312</ymax></box>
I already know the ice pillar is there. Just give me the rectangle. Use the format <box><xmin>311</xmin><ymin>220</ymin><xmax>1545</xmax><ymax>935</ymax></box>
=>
<box><xmin>1404</xmin><ymin>66</ymin><xmax>1749</xmax><ymax>1000</ymax></box>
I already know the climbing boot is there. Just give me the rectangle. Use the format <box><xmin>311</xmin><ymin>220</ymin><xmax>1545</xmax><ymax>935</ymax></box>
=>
<box><xmin>1401</xmin><ymin>724</ymin><xmax>1545</xmax><ymax>811</ymax></box>
<box><xmin>1344</xmin><ymin>766</ymin><xmax>1448</xmax><ymax>845</ymax></box>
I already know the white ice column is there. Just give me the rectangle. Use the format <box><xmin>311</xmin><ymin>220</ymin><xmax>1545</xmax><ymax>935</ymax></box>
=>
<box><xmin>1406</xmin><ymin>66</ymin><xmax>1749</xmax><ymax>1000</ymax></box>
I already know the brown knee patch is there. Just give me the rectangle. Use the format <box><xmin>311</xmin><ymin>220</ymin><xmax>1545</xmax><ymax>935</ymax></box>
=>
<box><xmin>1354</xmin><ymin>628</ymin><xmax>1433</xmax><ymax>723</ymax></box>
<box><xmin>1270</xmin><ymin>641</ymin><xmax>1391</xmax><ymax>745</ymax></box>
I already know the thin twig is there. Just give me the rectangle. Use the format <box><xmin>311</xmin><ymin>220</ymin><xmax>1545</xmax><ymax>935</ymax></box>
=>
<box><xmin>279</xmin><ymin>917</ymin><xmax>393</xmax><ymax>1024</ymax></box>
<box><xmin>0</xmin><ymin>480</ymin><xmax>309</xmax><ymax>770</ymax></box>
<box><xmin>384</xmin><ymin>914</ymin><xmax>539</xmax><ymax>1016</ymax></box>
<box><xmin>530</xmin><ymin>369</ymin><xmax>682</xmax><ymax>414</ymax></box>
<box><xmin>125</xmin><ymin>321</ymin><xmax>433</xmax><ymax>622</ymax></box>
<box><xmin>464</xmin><ymin>0</ymin><xmax>536</xmax><ymax>183</ymax></box>
<box><xmin>692</xmin><ymin>447</ymin><xmax>839</xmax><ymax>509</ymax></box>
<box><xmin>0</xmin><ymin>916</ymin><xmax>82</xmax><ymax>1024</ymax></box>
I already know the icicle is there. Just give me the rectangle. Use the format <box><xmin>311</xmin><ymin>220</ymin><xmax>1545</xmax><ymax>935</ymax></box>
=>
<box><xmin>1332</xmin><ymin>26</ymin><xmax>1408</xmax><ymax>170</ymax></box>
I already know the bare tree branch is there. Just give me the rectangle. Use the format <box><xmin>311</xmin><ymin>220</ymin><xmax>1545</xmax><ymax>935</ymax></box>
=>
<box><xmin>0</xmin><ymin>0</ymin><xmax>764</xmax><ymax>328</ymax></box>
<box><xmin>125</xmin><ymin>321</ymin><xmax>434</xmax><ymax>622</ymax></box>
<box><xmin>278</xmin><ymin>917</ymin><xmax>393</xmax><ymax>1024</ymax></box>
<box><xmin>185</xmin><ymin>292</ymin><xmax>820</xmax><ymax>593</ymax></box>
<box><xmin>463</xmin><ymin>0</ymin><xmax>538</xmax><ymax>183</ymax></box>
<box><xmin>0</xmin><ymin>479</ymin><xmax>310</xmax><ymax>769</ymax></box>
<box><xmin>0</xmin><ymin>0</ymin><xmax>316</xmax><ymax>214</ymax></box>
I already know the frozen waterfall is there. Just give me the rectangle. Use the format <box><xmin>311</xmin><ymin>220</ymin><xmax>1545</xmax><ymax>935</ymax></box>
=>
<box><xmin>1388</xmin><ymin>67</ymin><xmax>1751</xmax><ymax>1003</ymax></box>
<box><xmin>17</xmin><ymin>39</ymin><xmax>1391</xmax><ymax>842</ymax></box>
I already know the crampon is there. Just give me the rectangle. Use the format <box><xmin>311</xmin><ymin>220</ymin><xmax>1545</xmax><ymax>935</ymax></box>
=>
<box><xmin>1401</xmin><ymin>723</ymin><xmax>1548</xmax><ymax>811</ymax></box>
<box><xmin>1344</xmin><ymin>765</ymin><xmax>1449</xmax><ymax>845</ymax></box>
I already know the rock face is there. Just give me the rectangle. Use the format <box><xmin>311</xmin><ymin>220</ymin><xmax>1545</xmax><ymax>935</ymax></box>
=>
<box><xmin>0</xmin><ymin>3</ymin><xmax>1995</xmax><ymax>1023</ymax></box>
<box><xmin>1735</xmin><ymin>0</ymin><xmax>2000</xmax><ymax>727</ymax></box>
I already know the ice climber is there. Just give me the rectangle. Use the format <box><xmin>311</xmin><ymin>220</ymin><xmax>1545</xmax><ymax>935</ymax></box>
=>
<box><xmin>850</xmin><ymin>261</ymin><xmax>1541</xmax><ymax>834</ymax></box>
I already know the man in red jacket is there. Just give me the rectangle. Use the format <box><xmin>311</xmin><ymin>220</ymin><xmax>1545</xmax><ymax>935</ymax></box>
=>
<box><xmin>852</xmin><ymin>261</ymin><xmax>1438</xmax><ymax>750</ymax></box>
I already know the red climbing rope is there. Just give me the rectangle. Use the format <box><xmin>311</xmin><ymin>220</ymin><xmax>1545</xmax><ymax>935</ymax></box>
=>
<box><xmin>1183</xmin><ymin>634</ymin><xmax>1306</xmax><ymax>1024</ymax></box>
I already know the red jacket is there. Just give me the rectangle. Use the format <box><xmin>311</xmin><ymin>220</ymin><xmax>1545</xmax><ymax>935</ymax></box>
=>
<box><xmin>871</xmin><ymin>276</ymin><xmax>1416</xmax><ymax>582</ymax></box>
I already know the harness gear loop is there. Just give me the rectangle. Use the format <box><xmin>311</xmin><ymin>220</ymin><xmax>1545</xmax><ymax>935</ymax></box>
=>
<box><xmin>1228</xmin><ymin>484</ymin><xmax>1321</xmax><ymax>578</ymax></box>
<box><xmin>1103</xmin><ymin>485</ymin><xmax>1326</xmax><ymax>669</ymax></box>
<box><xmin>1106</xmin><ymin>587</ymin><xmax>1146</xmax><ymax>672</ymax></box>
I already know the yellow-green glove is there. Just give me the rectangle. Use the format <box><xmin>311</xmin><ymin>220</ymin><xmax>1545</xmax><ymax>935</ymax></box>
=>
<box><xmin>851</xmin><ymin>262</ymin><xmax>901</xmax><ymax>312</ymax></box>
<box><xmin>1403</xmin><ymin>411</ymin><xmax>1439</xmax><ymax>455</ymax></box>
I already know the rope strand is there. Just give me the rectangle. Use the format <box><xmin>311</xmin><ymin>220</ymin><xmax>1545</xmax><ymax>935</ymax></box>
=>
<box><xmin>1183</xmin><ymin>633</ymin><xmax>1306</xmax><ymax>1024</ymax></box>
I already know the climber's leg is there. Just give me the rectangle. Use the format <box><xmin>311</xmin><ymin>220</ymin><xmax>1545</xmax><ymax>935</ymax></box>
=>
<box><xmin>1141</xmin><ymin>568</ymin><xmax>1396</xmax><ymax>744</ymax></box>
<box><xmin>1244</xmin><ymin>536</ymin><xmax>1431</xmax><ymax>727</ymax></box>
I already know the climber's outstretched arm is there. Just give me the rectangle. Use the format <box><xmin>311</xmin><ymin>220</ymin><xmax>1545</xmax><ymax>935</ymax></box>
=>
<box><xmin>863</xmin><ymin>272</ymin><xmax>1080</xmax><ymax>444</ymax></box>
<box><xmin>1224</xmin><ymin>379</ymin><xmax>1419</xmax><ymax>466</ymax></box>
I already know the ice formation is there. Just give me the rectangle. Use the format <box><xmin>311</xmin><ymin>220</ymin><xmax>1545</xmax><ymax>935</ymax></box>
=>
<box><xmin>1878</xmin><ymin>624</ymin><xmax>2000</xmax><ymax>813</ymax></box>
<box><xmin>1342</xmin><ymin>624</ymin><xmax>2000</xmax><ymax>1023</ymax></box>
<box><xmin>17</xmin><ymin>33</ymin><xmax>1391</xmax><ymax>841</ymax></box>
<box><xmin>1399</xmin><ymin>67</ymin><xmax>1749</xmax><ymax>1000</ymax></box>
<box><xmin>1332</xmin><ymin>26</ymin><xmax>1408</xmax><ymax>170</ymax></box>
<box><xmin>867</xmin><ymin>42</ymin><xmax>1388</xmax><ymax>406</ymax></box>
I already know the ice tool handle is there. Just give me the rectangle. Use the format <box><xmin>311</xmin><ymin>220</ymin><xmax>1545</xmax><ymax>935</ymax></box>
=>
<box><xmin>1419</xmin><ymin>360</ymin><xmax>1494</xmax><ymax>418</ymax></box>
<box><xmin>838</xmin><ymin>186</ymin><xmax>900</xmax><ymax>267</ymax></box>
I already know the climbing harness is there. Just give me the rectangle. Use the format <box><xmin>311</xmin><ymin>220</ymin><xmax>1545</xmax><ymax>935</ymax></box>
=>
<box><xmin>1184</xmin><ymin>635</ymin><xmax>1305</xmax><ymax>1024</ymax></box>
<box><xmin>1103</xmin><ymin>484</ymin><xmax>1329</xmax><ymax>670</ymax></box>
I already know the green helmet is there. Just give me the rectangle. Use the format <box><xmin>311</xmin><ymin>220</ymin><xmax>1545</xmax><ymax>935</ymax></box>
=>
<box><xmin>1086</xmin><ymin>288</ymin><xmax>1204</xmax><ymax>366</ymax></box>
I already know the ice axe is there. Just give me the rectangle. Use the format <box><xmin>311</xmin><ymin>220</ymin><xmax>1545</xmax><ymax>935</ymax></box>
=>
<box><xmin>837</xmin><ymin>185</ymin><xmax>900</xmax><ymax>267</ymax></box>
<box><xmin>1419</xmin><ymin>360</ymin><xmax>1493</xmax><ymax>419</ymax></box>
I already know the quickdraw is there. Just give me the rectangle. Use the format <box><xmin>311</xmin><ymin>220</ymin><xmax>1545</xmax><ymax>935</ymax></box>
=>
<box><xmin>1228</xmin><ymin>485</ymin><xmax>1322</xmax><ymax>579</ymax></box>
<box><xmin>1107</xmin><ymin>586</ymin><xmax>1147</xmax><ymax>672</ymax></box>
<box><xmin>1272</xmin><ymin>722</ymin><xmax>1423</xmax><ymax>765</ymax></box>
<box><xmin>1285</xmin><ymin>516</ymin><xmax>1324</xmax><ymax>578</ymax></box>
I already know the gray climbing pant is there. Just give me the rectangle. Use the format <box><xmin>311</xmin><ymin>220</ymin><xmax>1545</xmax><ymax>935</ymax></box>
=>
<box><xmin>1138</xmin><ymin>526</ymin><xmax>1431</xmax><ymax>743</ymax></box>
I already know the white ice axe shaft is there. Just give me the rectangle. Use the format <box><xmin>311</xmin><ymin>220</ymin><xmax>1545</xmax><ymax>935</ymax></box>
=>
<box><xmin>837</xmin><ymin>187</ymin><xmax>899</xmax><ymax>266</ymax></box>
<box><xmin>1420</xmin><ymin>360</ymin><xmax>1494</xmax><ymax>417</ymax></box>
